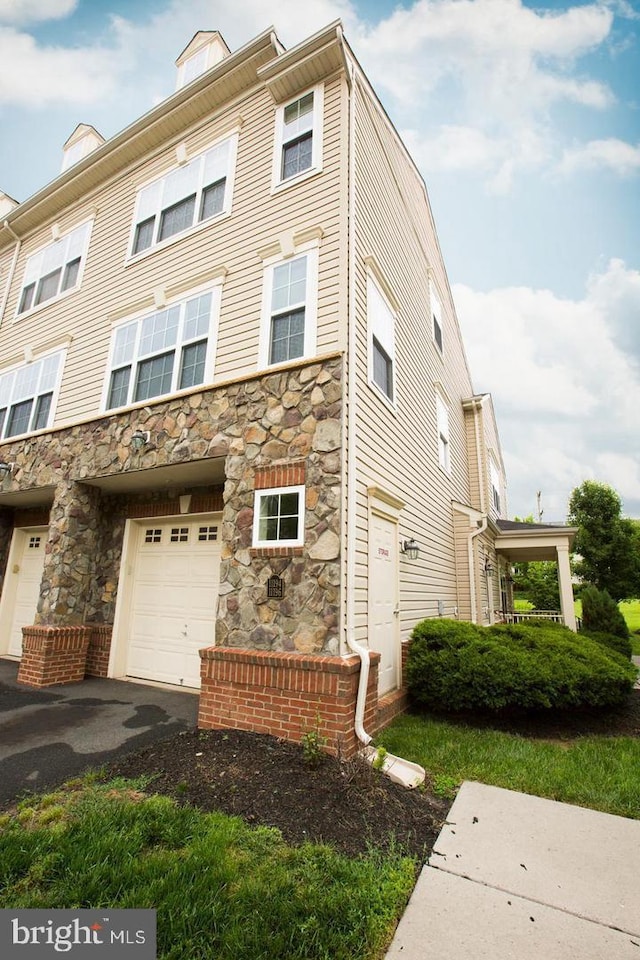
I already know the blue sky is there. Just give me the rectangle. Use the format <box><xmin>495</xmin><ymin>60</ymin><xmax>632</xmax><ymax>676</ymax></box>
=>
<box><xmin>0</xmin><ymin>0</ymin><xmax>638</xmax><ymax>520</ymax></box>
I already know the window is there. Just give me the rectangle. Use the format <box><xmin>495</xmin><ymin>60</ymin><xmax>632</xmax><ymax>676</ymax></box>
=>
<box><xmin>259</xmin><ymin>250</ymin><xmax>318</xmax><ymax>368</ymax></box>
<box><xmin>17</xmin><ymin>221</ymin><xmax>91</xmax><ymax>315</ymax></box>
<box><xmin>104</xmin><ymin>287</ymin><xmax>219</xmax><ymax>410</ymax></box>
<box><xmin>367</xmin><ymin>273</ymin><xmax>395</xmax><ymax>404</ymax></box>
<box><xmin>274</xmin><ymin>86</ymin><xmax>323</xmax><ymax>187</ymax></box>
<box><xmin>436</xmin><ymin>392</ymin><xmax>450</xmax><ymax>473</ymax></box>
<box><xmin>431</xmin><ymin>282</ymin><xmax>443</xmax><ymax>354</ymax></box>
<box><xmin>0</xmin><ymin>351</ymin><xmax>64</xmax><ymax>439</ymax></box>
<box><xmin>490</xmin><ymin>458</ymin><xmax>502</xmax><ymax>515</ymax></box>
<box><xmin>130</xmin><ymin>135</ymin><xmax>237</xmax><ymax>255</ymax></box>
<box><xmin>253</xmin><ymin>485</ymin><xmax>305</xmax><ymax>548</ymax></box>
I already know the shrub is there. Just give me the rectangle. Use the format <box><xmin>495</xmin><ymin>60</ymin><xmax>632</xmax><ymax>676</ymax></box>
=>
<box><xmin>581</xmin><ymin>586</ymin><xmax>630</xmax><ymax>640</ymax></box>
<box><xmin>406</xmin><ymin>618</ymin><xmax>636</xmax><ymax>714</ymax></box>
<box><xmin>580</xmin><ymin>629</ymin><xmax>632</xmax><ymax>661</ymax></box>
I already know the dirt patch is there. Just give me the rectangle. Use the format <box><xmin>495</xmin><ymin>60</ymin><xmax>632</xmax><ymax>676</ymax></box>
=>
<box><xmin>107</xmin><ymin>728</ymin><xmax>450</xmax><ymax>861</ymax></box>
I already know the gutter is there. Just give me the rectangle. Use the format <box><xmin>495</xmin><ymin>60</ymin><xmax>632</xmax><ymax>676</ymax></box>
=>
<box><xmin>342</xmin><ymin>50</ymin><xmax>423</xmax><ymax>789</ymax></box>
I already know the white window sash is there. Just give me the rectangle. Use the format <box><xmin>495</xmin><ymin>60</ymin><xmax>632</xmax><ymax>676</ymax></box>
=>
<box><xmin>272</xmin><ymin>84</ymin><xmax>324</xmax><ymax>189</ymax></box>
<box><xmin>252</xmin><ymin>484</ymin><xmax>306</xmax><ymax>548</ymax></box>
<box><xmin>17</xmin><ymin>221</ymin><xmax>92</xmax><ymax>316</ymax></box>
<box><xmin>258</xmin><ymin>248</ymin><xmax>318</xmax><ymax>370</ymax></box>
<box><xmin>367</xmin><ymin>272</ymin><xmax>396</xmax><ymax>405</ymax></box>
<box><xmin>0</xmin><ymin>349</ymin><xmax>65</xmax><ymax>438</ymax></box>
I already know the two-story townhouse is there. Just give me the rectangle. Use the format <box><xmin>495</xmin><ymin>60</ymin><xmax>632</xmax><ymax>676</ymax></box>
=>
<box><xmin>0</xmin><ymin>22</ymin><xmax>576</xmax><ymax>756</ymax></box>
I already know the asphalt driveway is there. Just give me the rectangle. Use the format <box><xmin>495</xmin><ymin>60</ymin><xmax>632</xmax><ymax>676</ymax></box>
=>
<box><xmin>0</xmin><ymin>660</ymin><xmax>198</xmax><ymax>807</ymax></box>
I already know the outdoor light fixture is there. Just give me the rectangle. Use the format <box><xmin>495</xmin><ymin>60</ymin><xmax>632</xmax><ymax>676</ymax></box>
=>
<box><xmin>0</xmin><ymin>461</ymin><xmax>15</xmax><ymax>480</ymax></box>
<box><xmin>401</xmin><ymin>538</ymin><xmax>420</xmax><ymax>561</ymax></box>
<box><xmin>130</xmin><ymin>429</ymin><xmax>150</xmax><ymax>452</ymax></box>
<box><xmin>483</xmin><ymin>557</ymin><xmax>494</xmax><ymax>576</ymax></box>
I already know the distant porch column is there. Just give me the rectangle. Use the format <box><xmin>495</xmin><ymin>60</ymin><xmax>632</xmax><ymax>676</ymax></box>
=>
<box><xmin>556</xmin><ymin>543</ymin><xmax>577</xmax><ymax>631</ymax></box>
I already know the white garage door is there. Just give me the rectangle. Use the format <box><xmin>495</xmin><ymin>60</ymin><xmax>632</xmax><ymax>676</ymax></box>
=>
<box><xmin>4</xmin><ymin>527</ymin><xmax>48</xmax><ymax>658</ymax></box>
<box><xmin>126</xmin><ymin>516</ymin><xmax>221</xmax><ymax>688</ymax></box>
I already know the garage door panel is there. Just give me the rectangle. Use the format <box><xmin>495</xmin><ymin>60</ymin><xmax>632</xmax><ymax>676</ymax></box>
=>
<box><xmin>125</xmin><ymin>516</ymin><xmax>220</xmax><ymax>688</ymax></box>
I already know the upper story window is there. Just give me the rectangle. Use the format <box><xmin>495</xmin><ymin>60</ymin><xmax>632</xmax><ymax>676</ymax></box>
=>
<box><xmin>259</xmin><ymin>248</ymin><xmax>318</xmax><ymax>369</ymax></box>
<box><xmin>104</xmin><ymin>286</ymin><xmax>220</xmax><ymax>410</ymax></box>
<box><xmin>273</xmin><ymin>85</ymin><xmax>324</xmax><ymax>188</ymax></box>
<box><xmin>436</xmin><ymin>391</ymin><xmax>451</xmax><ymax>473</ymax></box>
<box><xmin>17</xmin><ymin>221</ymin><xmax>92</xmax><ymax>316</ymax></box>
<box><xmin>130</xmin><ymin>135</ymin><xmax>237</xmax><ymax>257</ymax></box>
<box><xmin>367</xmin><ymin>272</ymin><xmax>396</xmax><ymax>405</ymax></box>
<box><xmin>430</xmin><ymin>281</ymin><xmax>443</xmax><ymax>354</ymax></box>
<box><xmin>490</xmin><ymin>457</ymin><xmax>502</xmax><ymax>515</ymax></box>
<box><xmin>0</xmin><ymin>350</ymin><xmax>64</xmax><ymax>439</ymax></box>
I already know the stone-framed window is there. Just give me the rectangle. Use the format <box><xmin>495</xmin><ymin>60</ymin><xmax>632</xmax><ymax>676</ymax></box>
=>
<box><xmin>252</xmin><ymin>484</ymin><xmax>306</xmax><ymax>548</ymax></box>
<box><xmin>103</xmin><ymin>284</ymin><xmax>221</xmax><ymax>410</ymax></box>
<box><xmin>366</xmin><ymin>267</ymin><xmax>396</xmax><ymax>407</ymax></box>
<box><xmin>129</xmin><ymin>133</ymin><xmax>238</xmax><ymax>257</ymax></box>
<box><xmin>273</xmin><ymin>85</ymin><xmax>324</xmax><ymax>189</ymax></box>
<box><xmin>17</xmin><ymin>220</ymin><xmax>92</xmax><ymax>316</ymax></box>
<box><xmin>258</xmin><ymin>247</ymin><xmax>318</xmax><ymax>369</ymax></box>
<box><xmin>0</xmin><ymin>349</ymin><xmax>65</xmax><ymax>439</ymax></box>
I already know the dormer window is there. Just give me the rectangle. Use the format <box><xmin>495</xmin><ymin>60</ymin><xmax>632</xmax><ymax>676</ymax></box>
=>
<box><xmin>175</xmin><ymin>31</ymin><xmax>231</xmax><ymax>90</ymax></box>
<box><xmin>61</xmin><ymin>124</ymin><xmax>105</xmax><ymax>173</ymax></box>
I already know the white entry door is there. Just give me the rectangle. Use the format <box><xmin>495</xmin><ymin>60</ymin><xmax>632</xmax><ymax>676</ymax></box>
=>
<box><xmin>369</xmin><ymin>512</ymin><xmax>400</xmax><ymax>694</ymax></box>
<box><xmin>126</xmin><ymin>516</ymin><xmax>221</xmax><ymax>688</ymax></box>
<box><xmin>1</xmin><ymin>527</ymin><xmax>48</xmax><ymax>658</ymax></box>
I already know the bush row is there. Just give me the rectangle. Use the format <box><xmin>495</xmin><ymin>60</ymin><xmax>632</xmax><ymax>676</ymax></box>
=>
<box><xmin>406</xmin><ymin>618</ymin><xmax>636</xmax><ymax>714</ymax></box>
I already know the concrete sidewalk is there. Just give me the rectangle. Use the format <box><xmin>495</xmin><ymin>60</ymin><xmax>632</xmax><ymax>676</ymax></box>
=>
<box><xmin>386</xmin><ymin>782</ymin><xmax>640</xmax><ymax>959</ymax></box>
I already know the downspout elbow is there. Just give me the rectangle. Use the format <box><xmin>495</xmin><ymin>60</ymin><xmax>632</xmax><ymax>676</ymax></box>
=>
<box><xmin>346</xmin><ymin>631</ymin><xmax>372</xmax><ymax>747</ymax></box>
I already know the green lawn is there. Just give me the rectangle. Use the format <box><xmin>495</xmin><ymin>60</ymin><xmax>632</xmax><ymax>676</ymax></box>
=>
<box><xmin>379</xmin><ymin>715</ymin><xmax>640</xmax><ymax>820</ymax></box>
<box><xmin>0</xmin><ymin>781</ymin><xmax>414</xmax><ymax>960</ymax></box>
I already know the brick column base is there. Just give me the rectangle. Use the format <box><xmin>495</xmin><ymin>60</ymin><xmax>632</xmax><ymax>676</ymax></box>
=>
<box><xmin>18</xmin><ymin>626</ymin><xmax>91</xmax><ymax>687</ymax></box>
<box><xmin>198</xmin><ymin>647</ymin><xmax>381</xmax><ymax>759</ymax></box>
<box><xmin>85</xmin><ymin>625</ymin><xmax>113</xmax><ymax>678</ymax></box>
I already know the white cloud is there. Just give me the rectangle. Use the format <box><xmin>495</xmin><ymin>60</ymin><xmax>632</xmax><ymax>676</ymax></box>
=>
<box><xmin>454</xmin><ymin>260</ymin><xmax>640</xmax><ymax>517</ymax></box>
<box><xmin>559</xmin><ymin>138</ymin><xmax>640</xmax><ymax>176</ymax></box>
<box><xmin>0</xmin><ymin>0</ymin><xmax>76</xmax><ymax>24</ymax></box>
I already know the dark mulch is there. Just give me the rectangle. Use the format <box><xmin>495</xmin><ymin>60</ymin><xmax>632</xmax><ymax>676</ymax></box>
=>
<box><xmin>106</xmin><ymin>728</ymin><xmax>451</xmax><ymax>861</ymax></box>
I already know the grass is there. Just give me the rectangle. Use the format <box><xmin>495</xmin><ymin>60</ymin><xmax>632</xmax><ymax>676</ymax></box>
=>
<box><xmin>0</xmin><ymin>780</ymin><xmax>415</xmax><ymax>960</ymax></box>
<box><xmin>517</xmin><ymin>596</ymin><xmax>640</xmax><ymax>654</ymax></box>
<box><xmin>379</xmin><ymin>715</ymin><xmax>640</xmax><ymax>820</ymax></box>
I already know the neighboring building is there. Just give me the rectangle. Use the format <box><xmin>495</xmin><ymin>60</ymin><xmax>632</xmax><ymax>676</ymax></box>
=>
<box><xmin>0</xmin><ymin>22</ymin><xmax>575</xmax><ymax>755</ymax></box>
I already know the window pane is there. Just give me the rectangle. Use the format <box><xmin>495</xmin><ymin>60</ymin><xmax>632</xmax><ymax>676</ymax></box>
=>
<box><xmin>34</xmin><ymin>268</ymin><xmax>62</xmax><ymax>306</ymax></box>
<box><xmin>18</xmin><ymin>284</ymin><xmax>35</xmax><ymax>314</ymax></box>
<box><xmin>139</xmin><ymin>306</ymin><xmax>180</xmax><ymax>356</ymax></box>
<box><xmin>0</xmin><ymin>409</ymin><xmax>5</xmax><ymax>437</ymax></box>
<box><xmin>179</xmin><ymin>341</ymin><xmax>206</xmax><ymax>389</ymax></box>
<box><xmin>282</xmin><ymin>132</ymin><xmax>313</xmax><ymax>180</ymax></box>
<box><xmin>283</xmin><ymin>93</ymin><xmax>314</xmax><ymax>134</ymax></box>
<box><xmin>39</xmin><ymin>354</ymin><xmax>61</xmax><ymax>393</ymax></box>
<box><xmin>133</xmin><ymin>217</ymin><xmax>155</xmax><ymax>254</ymax></box>
<box><xmin>259</xmin><ymin>516</ymin><xmax>279</xmax><ymax>541</ymax></box>
<box><xmin>113</xmin><ymin>322</ymin><xmax>137</xmax><ymax>367</ymax></box>
<box><xmin>13</xmin><ymin>364</ymin><xmax>39</xmax><ymax>400</ymax></box>
<box><xmin>199</xmin><ymin>179</ymin><xmax>225</xmax><ymax>221</ymax></box>
<box><xmin>279</xmin><ymin>492</ymin><xmax>299</xmax><ymax>516</ymax></box>
<box><xmin>6</xmin><ymin>399</ymin><xmax>33</xmax><ymax>437</ymax></box>
<box><xmin>158</xmin><ymin>194</ymin><xmax>196</xmax><ymax>241</ymax></box>
<box><xmin>61</xmin><ymin>257</ymin><xmax>81</xmax><ymax>292</ymax></box>
<box><xmin>33</xmin><ymin>393</ymin><xmax>52</xmax><ymax>430</ymax></box>
<box><xmin>270</xmin><ymin>309</ymin><xmax>305</xmax><ymax>364</ymax></box>
<box><xmin>108</xmin><ymin>366</ymin><xmax>131</xmax><ymax>409</ymax></box>
<box><xmin>183</xmin><ymin>293</ymin><xmax>211</xmax><ymax>340</ymax></box>
<box><xmin>272</xmin><ymin>258</ymin><xmax>307</xmax><ymax>312</ymax></box>
<box><xmin>433</xmin><ymin>316</ymin><xmax>443</xmax><ymax>352</ymax></box>
<box><xmin>134</xmin><ymin>352</ymin><xmax>175</xmax><ymax>402</ymax></box>
<box><xmin>373</xmin><ymin>337</ymin><xmax>393</xmax><ymax>400</ymax></box>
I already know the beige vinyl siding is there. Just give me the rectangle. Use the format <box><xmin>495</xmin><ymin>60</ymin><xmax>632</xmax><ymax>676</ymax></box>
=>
<box><xmin>0</xmin><ymin>76</ymin><xmax>347</xmax><ymax>427</ymax></box>
<box><xmin>351</xmin><ymin>74</ymin><xmax>475</xmax><ymax>643</ymax></box>
<box><xmin>452</xmin><ymin>508</ymin><xmax>473</xmax><ymax>623</ymax></box>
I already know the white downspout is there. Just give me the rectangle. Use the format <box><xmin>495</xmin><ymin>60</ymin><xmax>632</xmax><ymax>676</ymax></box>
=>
<box><xmin>0</xmin><ymin>221</ymin><xmax>21</xmax><ymax>327</ymax></box>
<box><xmin>468</xmin><ymin>515</ymin><xmax>487</xmax><ymax>624</ymax></box>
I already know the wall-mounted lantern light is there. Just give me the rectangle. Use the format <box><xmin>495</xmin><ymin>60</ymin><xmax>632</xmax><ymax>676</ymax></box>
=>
<box><xmin>130</xmin><ymin>429</ymin><xmax>150</xmax><ymax>452</ymax></box>
<box><xmin>0</xmin><ymin>461</ymin><xmax>16</xmax><ymax>481</ymax></box>
<box><xmin>401</xmin><ymin>538</ymin><xmax>420</xmax><ymax>561</ymax></box>
<box><xmin>483</xmin><ymin>556</ymin><xmax>494</xmax><ymax>576</ymax></box>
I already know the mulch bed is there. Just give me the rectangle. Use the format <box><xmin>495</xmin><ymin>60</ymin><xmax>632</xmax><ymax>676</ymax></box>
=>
<box><xmin>106</xmin><ymin>688</ymin><xmax>640</xmax><ymax>861</ymax></box>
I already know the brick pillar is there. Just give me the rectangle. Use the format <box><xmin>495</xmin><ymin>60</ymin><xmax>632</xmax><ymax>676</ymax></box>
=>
<box><xmin>85</xmin><ymin>624</ymin><xmax>113</xmax><ymax>677</ymax></box>
<box><xmin>198</xmin><ymin>647</ymin><xmax>381</xmax><ymax>759</ymax></box>
<box><xmin>18</xmin><ymin>625</ymin><xmax>91</xmax><ymax>687</ymax></box>
<box><xmin>37</xmin><ymin>480</ymin><xmax>103</xmax><ymax>625</ymax></box>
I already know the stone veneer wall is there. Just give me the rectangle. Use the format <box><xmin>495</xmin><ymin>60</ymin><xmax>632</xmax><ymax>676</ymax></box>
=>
<box><xmin>0</xmin><ymin>354</ymin><xmax>344</xmax><ymax>668</ymax></box>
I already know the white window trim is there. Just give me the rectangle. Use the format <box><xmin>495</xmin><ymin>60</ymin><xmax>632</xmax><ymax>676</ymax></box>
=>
<box><xmin>272</xmin><ymin>84</ymin><xmax>324</xmax><ymax>192</ymax></box>
<box><xmin>258</xmin><ymin>244</ymin><xmax>319</xmax><ymax>371</ymax></box>
<box><xmin>490</xmin><ymin>456</ymin><xmax>502</xmax><ymax>516</ymax></box>
<box><xmin>436</xmin><ymin>390</ymin><xmax>451</xmax><ymax>475</ymax></box>
<box><xmin>252</xmin><ymin>484</ymin><xmax>306</xmax><ymax>548</ymax></box>
<box><xmin>430</xmin><ymin>280</ymin><xmax>443</xmax><ymax>355</ymax></box>
<box><xmin>126</xmin><ymin>131</ymin><xmax>239</xmax><ymax>262</ymax></box>
<box><xmin>0</xmin><ymin>346</ymin><xmax>67</xmax><ymax>440</ymax></box>
<box><xmin>366</xmin><ymin>270</ymin><xmax>397</xmax><ymax>410</ymax></box>
<box><xmin>14</xmin><ymin>218</ymin><xmax>93</xmax><ymax>321</ymax></box>
<box><xmin>100</xmin><ymin>280</ymin><xmax>222</xmax><ymax>413</ymax></box>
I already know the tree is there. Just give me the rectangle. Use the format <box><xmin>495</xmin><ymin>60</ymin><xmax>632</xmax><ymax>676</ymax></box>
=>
<box><xmin>568</xmin><ymin>481</ymin><xmax>640</xmax><ymax>602</ymax></box>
